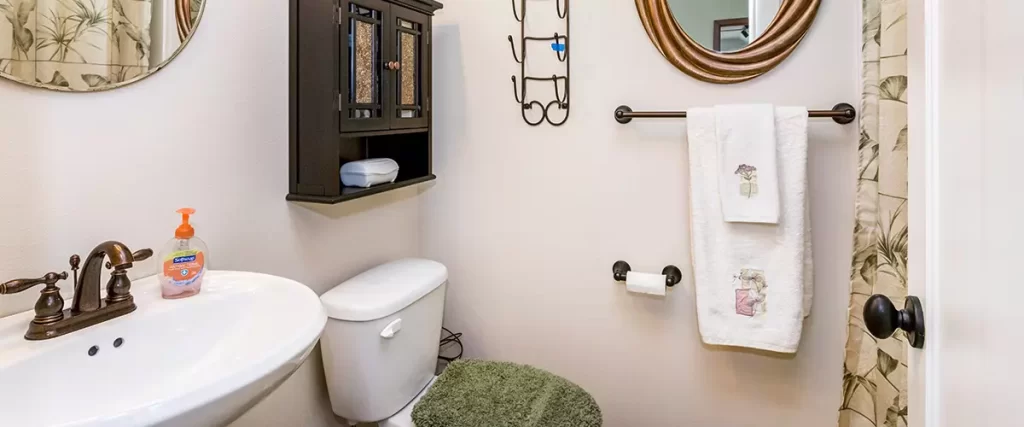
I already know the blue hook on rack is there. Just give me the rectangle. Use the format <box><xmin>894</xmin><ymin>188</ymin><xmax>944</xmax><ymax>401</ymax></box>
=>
<box><xmin>551</xmin><ymin>33</ymin><xmax>567</xmax><ymax>62</ymax></box>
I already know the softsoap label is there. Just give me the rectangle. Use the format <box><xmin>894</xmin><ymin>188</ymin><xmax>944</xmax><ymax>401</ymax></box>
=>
<box><xmin>163</xmin><ymin>250</ymin><xmax>205</xmax><ymax>287</ymax></box>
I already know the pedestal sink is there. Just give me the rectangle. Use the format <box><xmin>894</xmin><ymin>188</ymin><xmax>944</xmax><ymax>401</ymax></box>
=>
<box><xmin>0</xmin><ymin>271</ymin><xmax>327</xmax><ymax>427</ymax></box>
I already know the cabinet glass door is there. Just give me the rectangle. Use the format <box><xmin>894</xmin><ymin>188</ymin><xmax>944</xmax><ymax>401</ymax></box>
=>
<box><xmin>389</xmin><ymin>7</ymin><xmax>429</xmax><ymax>129</ymax></box>
<box><xmin>340</xmin><ymin>0</ymin><xmax>390</xmax><ymax>132</ymax></box>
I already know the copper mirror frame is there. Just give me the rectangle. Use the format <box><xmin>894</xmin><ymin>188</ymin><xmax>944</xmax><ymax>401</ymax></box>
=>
<box><xmin>635</xmin><ymin>0</ymin><xmax>820</xmax><ymax>84</ymax></box>
<box><xmin>176</xmin><ymin>0</ymin><xmax>198</xmax><ymax>42</ymax></box>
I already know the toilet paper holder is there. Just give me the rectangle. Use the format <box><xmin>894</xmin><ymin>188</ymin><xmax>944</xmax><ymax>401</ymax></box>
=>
<box><xmin>612</xmin><ymin>261</ymin><xmax>682</xmax><ymax>288</ymax></box>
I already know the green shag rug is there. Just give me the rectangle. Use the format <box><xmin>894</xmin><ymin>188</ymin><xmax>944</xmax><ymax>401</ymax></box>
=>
<box><xmin>411</xmin><ymin>360</ymin><xmax>602</xmax><ymax>427</ymax></box>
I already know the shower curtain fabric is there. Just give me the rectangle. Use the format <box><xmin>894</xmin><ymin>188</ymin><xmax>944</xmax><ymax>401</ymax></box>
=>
<box><xmin>0</xmin><ymin>0</ymin><xmax>152</xmax><ymax>89</ymax></box>
<box><xmin>839</xmin><ymin>0</ymin><xmax>910</xmax><ymax>426</ymax></box>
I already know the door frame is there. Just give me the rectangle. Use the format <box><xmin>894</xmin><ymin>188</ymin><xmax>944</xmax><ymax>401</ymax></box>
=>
<box><xmin>908</xmin><ymin>0</ymin><xmax>944</xmax><ymax>425</ymax></box>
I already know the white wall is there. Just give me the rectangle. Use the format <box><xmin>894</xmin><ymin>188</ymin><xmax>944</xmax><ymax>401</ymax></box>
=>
<box><xmin>0</xmin><ymin>1</ymin><xmax>420</xmax><ymax>425</ymax></box>
<box><xmin>423</xmin><ymin>0</ymin><xmax>858</xmax><ymax>426</ymax></box>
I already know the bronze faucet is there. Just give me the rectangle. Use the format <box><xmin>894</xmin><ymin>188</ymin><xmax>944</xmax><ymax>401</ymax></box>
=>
<box><xmin>0</xmin><ymin>241</ymin><xmax>152</xmax><ymax>340</ymax></box>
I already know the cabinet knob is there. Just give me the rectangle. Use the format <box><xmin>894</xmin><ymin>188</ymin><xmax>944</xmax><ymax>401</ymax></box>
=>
<box><xmin>864</xmin><ymin>295</ymin><xmax>926</xmax><ymax>349</ymax></box>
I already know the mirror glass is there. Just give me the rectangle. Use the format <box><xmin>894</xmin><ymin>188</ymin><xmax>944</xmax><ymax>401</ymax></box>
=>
<box><xmin>0</xmin><ymin>0</ymin><xmax>205</xmax><ymax>91</ymax></box>
<box><xmin>668</xmin><ymin>0</ymin><xmax>782</xmax><ymax>53</ymax></box>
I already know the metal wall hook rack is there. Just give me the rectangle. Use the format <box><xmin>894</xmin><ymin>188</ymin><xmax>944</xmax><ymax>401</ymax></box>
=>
<box><xmin>507</xmin><ymin>35</ymin><xmax>523</xmax><ymax>64</ymax></box>
<box><xmin>552</xmin><ymin>75</ymin><xmax>568</xmax><ymax>105</ymax></box>
<box><xmin>520</xmin><ymin>75</ymin><xmax>568</xmax><ymax>106</ymax></box>
<box><xmin>614</xmin><ymin>103</ymin><xmax>858</xmax><ymax>125</ymax></box>
<box><xmin>511</xmin><ymin>76</ymin><xmax>523</xmax><ymax>103</ymax></box>
<box><xmin>509</xmin><ymin>0</ymin><xmax>570</xmax><ymax>126</ymax></box>
<box><xmin>612</xmin><ymin>261</ymin><xmax>682</xmax><ymax>288</ymax></box>
<box><xmin>511</xmin><ymin>0</ymin><xmax>523</xmax><ymax>22</ymax></box>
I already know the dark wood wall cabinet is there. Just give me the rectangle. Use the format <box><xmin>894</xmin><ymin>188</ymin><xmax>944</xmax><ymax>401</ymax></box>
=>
<box><xmin>289</xmin><ymin>0</ymin><xmax>443</xmax><ymax>204</ymax></box>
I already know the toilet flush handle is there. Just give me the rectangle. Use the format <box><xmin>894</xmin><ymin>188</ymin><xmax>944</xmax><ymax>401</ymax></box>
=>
<box><xmin>381</xmin><ymin>318</ymin><xmax>403</xmax><ymax>339</ymax></box>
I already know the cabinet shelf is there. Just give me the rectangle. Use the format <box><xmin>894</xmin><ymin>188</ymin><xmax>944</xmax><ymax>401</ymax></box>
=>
<box><xmin>340</xmin><ymin>127</ymin><xmax>428</xmax><ymax>139</ymax></box>
<box><xmin>287</xmin><ymin>174</ymin><xmax>436</xmax><ymax>204</ymax></box>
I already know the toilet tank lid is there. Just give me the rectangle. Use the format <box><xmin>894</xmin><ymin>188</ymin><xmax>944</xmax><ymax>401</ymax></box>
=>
<box><xmin>321</xmin><ymin>258</ymin><xmax>448</xmax><ymax>321</ymax></box>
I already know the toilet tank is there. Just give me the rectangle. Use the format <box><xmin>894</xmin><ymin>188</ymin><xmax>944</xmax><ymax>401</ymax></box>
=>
<box><xmin>319</xmin><ymin>259</ymin><xmax>448</xmax><ymax>423</ymax></box>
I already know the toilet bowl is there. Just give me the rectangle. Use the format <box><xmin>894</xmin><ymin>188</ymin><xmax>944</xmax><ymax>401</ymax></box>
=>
<box><xmin>319</xmin><ymin>259</ymin><xmax>448</xmax><ymax>426</ymax></box>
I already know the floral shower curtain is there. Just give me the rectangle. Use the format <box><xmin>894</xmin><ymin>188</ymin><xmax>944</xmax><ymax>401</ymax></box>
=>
<box><xmin>839</xmin><ymin>0</ymin><xmax>910</xmax><ymax>426</ymax></box>
<box><xmin>0</xmin><ymin>0</ymin><xmax>152</xmax><ymax>89</ymax></box>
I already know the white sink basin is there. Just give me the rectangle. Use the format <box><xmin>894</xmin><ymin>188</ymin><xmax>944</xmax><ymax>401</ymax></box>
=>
<box><xmin>0</xmin><ymin>271</ymin><xmax>327</xmax><ymax>427</ymax></box>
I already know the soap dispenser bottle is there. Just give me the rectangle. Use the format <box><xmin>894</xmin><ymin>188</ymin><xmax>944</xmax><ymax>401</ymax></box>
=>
<box><xmin>159</xmin><ymin>208</ymin><xmax>209</xmax><ymax>299</ymax></box>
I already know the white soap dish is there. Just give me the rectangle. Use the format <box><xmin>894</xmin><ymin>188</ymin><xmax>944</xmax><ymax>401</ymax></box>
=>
<box><xmin>341</xmin><ymin>158</ymin><xmax>400</xmax><ymax>188</ymax></box>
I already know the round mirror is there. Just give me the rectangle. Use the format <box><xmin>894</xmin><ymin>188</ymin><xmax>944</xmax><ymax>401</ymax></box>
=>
<box><xmin>668</xmin><ymin>0</ymin><xmax>781</xmax><ymax>53</ymax></box>
<box><xmin>636</xmin><ymin>0</ymin><xmax>820</xmax><ymax>84</ymax></box>
<box><xmin>0</xmin><ymin>0</ymin><xmax>206</xmax><ymax>92</ymax></box>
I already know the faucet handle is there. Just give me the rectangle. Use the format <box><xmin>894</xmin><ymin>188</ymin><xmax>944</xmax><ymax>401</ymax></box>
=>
<box><xmin>132</xmin><ymin>249</ymin><xmax>154</xmax><ymax>262</ymax></box>
<box><xmin>1</xmin><ymin>272</ymin><xmax>69</xmax><ymax>326</ymax></box>
<box><xmin>1</xmin><ymin>271</ymin><xmax>68</xmax><ymax>295</ymax></box>
<box><xmin>105</xmin><ymin>248</ymin><xmax>154</xmax><ymax>269</ymax></box>
<box><xmin>104</xmin><ymin>249</ymin><xmax>152</xmax><ymax>304</ymax></box>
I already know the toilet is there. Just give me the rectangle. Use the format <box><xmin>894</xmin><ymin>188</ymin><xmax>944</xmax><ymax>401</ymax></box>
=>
<box><xmin>319</xmin><ymin>258</ymin><xmax>449</xmax><ymax>426</ymax></box>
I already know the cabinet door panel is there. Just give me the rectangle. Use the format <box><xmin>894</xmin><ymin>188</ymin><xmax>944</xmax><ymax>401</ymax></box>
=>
<box><xmin>389</xmin><ymin>6</ymin><xmax>429</xmax><ymax>129</ymax></box>
<box><xmin>340</xmin><ymin>0</ymin><xmax>391</xmax><ymax>132</ymax></box>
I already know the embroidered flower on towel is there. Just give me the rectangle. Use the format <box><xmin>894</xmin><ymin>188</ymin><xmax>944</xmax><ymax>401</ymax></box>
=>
<box><xmin>734</xmin><ymin>268</ymin><xmax>767</xmax><ymax>317</ymax></box>
<box><xmin>735</xmin><ymin>289</ymin><xmax>756</xmax><ymax>316</ymax></box>
<box><xmin>734</xmin><ymin>164</ymin><xmax>759</xmax><ymax>198</ymax></box>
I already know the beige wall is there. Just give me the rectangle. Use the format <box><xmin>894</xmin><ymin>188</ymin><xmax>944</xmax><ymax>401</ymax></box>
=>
<box><xmin>423</xmin><ymin>1</ymin><xmax>858</xmax><ymax>426</ymax></box>
<box><xmin>0</xmin><ymin>1</ymin><xmax>418</xmax><ymax>425</ymax></box>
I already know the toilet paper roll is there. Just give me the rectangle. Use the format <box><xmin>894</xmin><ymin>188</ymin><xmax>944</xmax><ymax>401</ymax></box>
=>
<box><xmin>626</xmin><ymin>271</ymin><xmax>666</xmax><ymax>296</ymax></box>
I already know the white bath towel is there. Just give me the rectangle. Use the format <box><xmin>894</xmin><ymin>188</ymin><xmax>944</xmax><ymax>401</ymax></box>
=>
<box><xmin>716</xmin><ymin>104</ymin><xmax>780</xmax><ymax>224</ymax></box>
<box><xmin>687</xmin><ymin>106</ymin><xmax>813</xmax><ymax>353</ymax></box>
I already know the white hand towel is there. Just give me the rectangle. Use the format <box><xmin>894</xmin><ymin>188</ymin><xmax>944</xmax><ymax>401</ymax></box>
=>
<box><xmin>715</xmin><ymin>104</ymin><xmax>780</xmax><ymax>224</ymax></box>
<box><xmin>802</xmin><ymin>188</ymin><xmax>814</xmax><ymax>318</ymax></box>
<box><xmin>687</xmin><ymin>106</ymin><xmax>812</xmax><ymax>353</ymax></box>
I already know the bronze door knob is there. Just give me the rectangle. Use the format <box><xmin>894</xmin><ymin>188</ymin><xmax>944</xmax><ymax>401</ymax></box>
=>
<box><xmin>864</xmin><ymin>294</ymin><xmax>925</xmax><ymax>349</ymax></box>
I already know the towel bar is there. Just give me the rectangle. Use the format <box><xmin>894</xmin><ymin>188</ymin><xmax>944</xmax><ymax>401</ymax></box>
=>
<box><xmin>614</xmin><ymin>103</ymin><xmax>857</xmax><ymax>125</ymax></box>
<box><xmin>612</xmin><ymin>260</ymin><xmax>682</xmax><ymax>288</ymax></box>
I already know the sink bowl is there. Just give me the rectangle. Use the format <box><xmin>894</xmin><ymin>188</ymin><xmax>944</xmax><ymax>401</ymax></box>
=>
<box><xmin>0</xmin><ymin>271</ymin><xmax>327</xmax><ymax>427</ymax></box>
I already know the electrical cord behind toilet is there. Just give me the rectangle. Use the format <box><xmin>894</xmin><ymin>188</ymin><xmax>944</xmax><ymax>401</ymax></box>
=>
<box><xmin>438</xmin><ymin>327</ymin><xmax>463</xmax><ymax>362</ymax></box>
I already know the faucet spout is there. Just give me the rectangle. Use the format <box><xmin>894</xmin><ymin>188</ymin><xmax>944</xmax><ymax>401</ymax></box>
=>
<box><xmin>72</xmin><ymin>241</ymin><xmax>134</xmax><ymax>314</ymax></box>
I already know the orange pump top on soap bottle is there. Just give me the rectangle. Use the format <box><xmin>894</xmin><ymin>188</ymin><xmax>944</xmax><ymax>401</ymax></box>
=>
<box><xmin>158</xmin><ymin>208</ymin><xmax>209</xmax><ymax>300</ymax></box>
